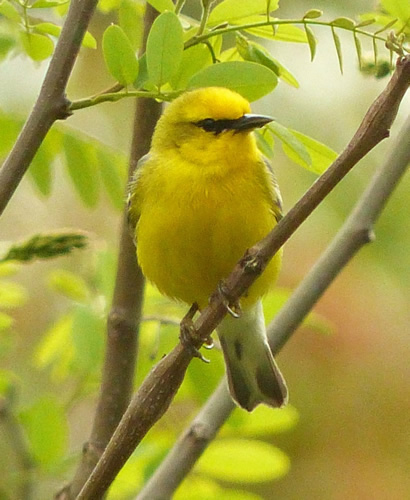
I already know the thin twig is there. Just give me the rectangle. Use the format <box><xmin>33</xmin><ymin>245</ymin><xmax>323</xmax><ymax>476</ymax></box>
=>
<box><xmin>77</xmin><ymin>55</ymin><xmax>410</xmax><ymax>500</ymax></box>
<box><xmin>69</xmin><ymin>89</ymin><xmax>179</xmax><ymax>112</ymax></box>
<box><xmin>185</xmin><ymin>17</ymin><xmax>391</xmax><ymax>49</ymax></box>
<box><xmin>197</xmin><ymin>0</ymin><xmax>216</xmax><ymax>36</ymax></box>
<box><xmin>136</xmin><ymin>114</ymin><xmax>410</xmax><ymax>500</ymax></box>
<box><xmin>56</xmin><ymin>5</ymin><xmax>162</xmax><ymax>499</ymax></box>
<box><xmin>0</xmin><ymin>0</ymin><xmax>99</xmax><ymax>217</ymax></box>
<box><xmin>174</xmin><ymin>0</ymin><xmax>185</xmax><ymax>15</ymax></box>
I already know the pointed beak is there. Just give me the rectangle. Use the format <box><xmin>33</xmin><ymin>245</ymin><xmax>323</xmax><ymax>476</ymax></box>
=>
<box><xmin>231</xmin><ymin>113</ymin><xmax>274</xmax><ymax>132</ymax></box>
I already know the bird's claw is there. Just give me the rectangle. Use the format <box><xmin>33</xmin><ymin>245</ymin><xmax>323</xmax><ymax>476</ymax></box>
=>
<box><xmin>203</xmin><ymin>336</ymin><xmax>214</xmax><ymax>350</ymax></box>
<box><xmin>179</xmin><ymin>303</ymin><xmax>210</xmax><ymax>363</ymax></box>
<box><xmin>216</xmin><ymin>281</ymin><xmax>242</xmax><ymax>318</ymax></box>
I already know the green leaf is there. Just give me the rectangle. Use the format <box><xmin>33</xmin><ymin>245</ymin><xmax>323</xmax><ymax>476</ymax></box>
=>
<box><xmin>0</xmin><ymin>369</ymin><xmax>17</xmax><ymax>397</ymax></box>
<box><xmin>0</xmin><ymin>261</ymin><xmax>21</xmax><ymax>278</ymax></box>
<box><xmin>119</xmin><ymin>0</ymin><xmax>144</xmax><ymax>50</ymax></box>
<box><xmin>31</xmin><ymin>0</ymin><xmax>69</xmax><ymax>7</ymax></box>
<box><xmin>0</xmin><ymin>113</ymin><xmax>21</xmax><ymax>157</ymax></box>
<box><xmin>331</xmin><ymin>26</ymin><xmax>343</xmax><ymax>74</ymax></box>
<box><xmin>103</xmin><ymin>25</ymin><xmax>139</xmax><ymax>86</ymax></box>
<box><xmin>0</xmin><ymin>1</ymin><xmax>21</xmax><ymax>22</ymax></box>
<box><xmin>262</xmin><ymin>288</ymin><xmax>291</xmax><ymax>323</ymax></box>
<box><xmin>175</xmin><ymin>477</ymin><xmax>262</xmax><ymax>500</ymax></box>
<box><xmin>48</xmin><ymin>269</ymin><xmax>90</xmax><ymax>302</ymax></box>
<box><xmin>356</xmin><ymin>17</ymin><xmax>376</xmax><ymax>28</ymax></box>
<box><xmin>71</xmin><ymin>305</ymin><xmax>104</xmax><ymax>372</ymax></box>
<box><xmin>304</xmin><ymin>24</ymin><xmax>317</xmax><ymax>61</ymax></box>
<box><xmin>98</xmin><ymin>151</ymin><xmax>126</xmax><ymax>211</ymax></box>
<box><xmin>374</xmin><ymin>17</ymin><xmax>399</xmax><ymax>34</ymax></box>
<box><xmin>98</xmin><ymin>0</ymin><xmax>121</xmax><ymax>12</ymax></box>
<box><xmin>269</xmin><ymin>122</ymin><xmax>311</xmax><ymax>168</ymax></box>
<box><xmin>29</xmin><ymin>144</ymin><xmax>54</xmax><ymax>197</ymax></box>
<box><xmin>0</xmin><ymin>281</ymin><xmax>27</xmax><ymax>308</ymax></box>
<box><xmin>188</xmin><ymin>61</ymin><xmax>278</xmax><ymax>102</ymax></box>
<box><xmin>63</xmin><ymin>135</ymin><xmax>100</xmax><ymax>207</ymax></box>
<box><xmin>236</xmin><ymin>35</ymin><xmax>298</xmax><ymax>87</ymax></box>
<box><xmin>266</xmin><ymin>56</ymin><xmax>299</xmax><ymax>87</ymax></box>
<box><xmin>0</xmin><ymin>34</ymin><xmax>15</xmax><ymax>61</ymax></box>
<box><xmin>331</xmin><ymin>17</ymin><xmax>355</xmax><ymax>29</ymax></box>
<box><xmin>109</xmin><ymin>454</ymin><xmax>145</xmax><ymax>499</ymax></box>
<box><xmin>82</xmin><ymin>31</ymin><xmax>97</xmax><ymax>49</ymax></box>
<box><xmin>210</xmin><ymin>34</ymin><xmax>223</xmax><ymax>59</ymax></box>
<box><xmin>372</xmin><ymin>35</ymin><xmax>378</xmax><ymax>67</ymax></box>
<box><xmin>353</xmin><ymin>31</ymin><xmax>362</xmax><ymax>69</ymax></box>
<box><xmin>146</xmin><ymin>11</ymin><xmax>184</xmax><ymax>87</ymax></box>
<box><xmin>170</xmin><ymin>43</ymin><xmax>213</xmax><ymax>90</ymax></box>
<box><xmin>381</xmin><ymin>0</ymin><xmax>410</xmax><ymax>22</ymax></box>
<box><xmin>34</xmin><ymin>314</ymin><xmax>74</xmax><ymax>379</ymax></box>
<box><xmin>94</xmin><ymin>250</ymin><xmax>117</xmax><ymax>302</ymax></box>
<box><xmin>226</xmin><ymin>404</ymin><xmax>299</xmax><ymax>437</ymax></box>
<box><xmin>208</xmin><ymin>0</ymin><xmax>279</xmax><ymax>26</ymax></box>
<box><xmin>283</xmin><ymin>128</ymin><xmax>338</xmax><ymax>174</ymax></box>
<box><xmin>246</xmin><ymin>22</ymin><xmax>307</xmax><ymax>43</ymax></box>
<box><xmin>28</xmin><ymin>128</ymin><xmax>60</xmax><ymax>196</ymax></box>
<box><xmin>255</xmin><ymin>129</ymin><xmax>274</xmax><ymax>159</ymax></box>
<box><xmin>196</xmin><ymin>439</ymin><xmax>290</xmax><ymax>483</ymax></box>
<box><xmin>35</xmin><ymin>22</ymin><xmax>96</xmax><ymax>50</ymax></box>
<box><xmin>2</xmin><ymin>233</ymin><xmax>87</xmax><ymax>263</ymax></box>
<box><xmin>146</xmin><ymin>0</ymin><xmax>174</xmax><ymax>13</ymax></box>
<box><xmin>220</xmin><ymin>47</ymin><xmax>241</xmax><ymax>62</ymax></box>
<box><xmin>134</xmin><ymin>53</ymin><xmax>151</xmax><ymax>89</ymax></box>
<box><xmin>20</xmin><ymin>31</ymin><xmax>54</xmax><ymax>61</ymax></box>
<box><xmin>304</xmin><ymin>309</ymin><xmax>334</xmax><ymax>335</ymax></box>
<box><xmin>33</xmin><ymin>22</ymin><xmax>61</xmax><ymax>37</ymax></box>
<box><xmin>303</xmin><ymin>9</ymin><xmax>322</xmax><ymax>19</ymax></box>
<box><xmin>0</xmin><ymin>311</ymin><xmax>13</xmax><ymax>331</ymax></box>
<box><xmin>19</xmin><ymin>396</ymin><xmax>68</xmax><ymax>467</ymax></box>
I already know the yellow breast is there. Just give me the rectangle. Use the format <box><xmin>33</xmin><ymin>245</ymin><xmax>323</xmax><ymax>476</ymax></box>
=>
<box><xmin>135</xmin><ymin>147</ymin><xmax>281</xmax><ymax>309</ymax></box>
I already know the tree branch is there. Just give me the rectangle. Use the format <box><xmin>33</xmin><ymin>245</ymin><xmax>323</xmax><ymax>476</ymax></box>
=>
<box><xmin>56</xmin><ymin>5</ymin><xmax>162</xmax><ymax>499</ymax></box>
<box><xmin>77</xmin><ymin>55</ymin><xmax>410</xmax><ymax>500</ymax></box>
<box><xmin>136</xmin><ymin>112</ymin><xmax>410</xmax><ymax>500</ymax></box>
<box><xmin>0</xmin><ymin>0</ymin><xmax>99</xmax><ymax>217</ymax></box>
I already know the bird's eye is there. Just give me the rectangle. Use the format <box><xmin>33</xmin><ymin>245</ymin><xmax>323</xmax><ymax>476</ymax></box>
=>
<box><xmin>196</xmin><ymin>118</ymin><xmax>218</xmax><ymax>132</ymax></box>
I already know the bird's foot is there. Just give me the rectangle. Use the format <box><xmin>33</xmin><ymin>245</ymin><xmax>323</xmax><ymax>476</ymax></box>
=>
<box><xmin>179</xmin><ymin>303</ymin><xmax>211</xmax><ymax>363</ymax></box>
<box><xmin>214</xmin><ymin>281</ymin><xmax>242</xmax><ymax>319</ymax></box>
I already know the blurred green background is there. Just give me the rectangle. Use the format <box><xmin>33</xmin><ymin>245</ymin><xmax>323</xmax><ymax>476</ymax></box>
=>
<box><xmin>0</xmin><ymin>0</ymin><xmax>409</xmax><ymax>498</ymax></box>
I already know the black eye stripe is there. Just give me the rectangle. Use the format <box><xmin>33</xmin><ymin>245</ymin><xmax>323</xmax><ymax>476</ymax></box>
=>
<box><xmin>194</xmin><ymin>118</ymin><xmax>238</xmax><ymax>135</ymax></box>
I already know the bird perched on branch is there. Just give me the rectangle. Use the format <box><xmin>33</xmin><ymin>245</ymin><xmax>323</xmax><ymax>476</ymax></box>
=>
<box><xmin>128</xmin><ymin>87</ymin><xmax>288</xmax><ymax>411</ymax></box>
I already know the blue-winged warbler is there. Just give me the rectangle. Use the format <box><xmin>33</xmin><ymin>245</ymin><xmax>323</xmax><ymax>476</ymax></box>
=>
<box><xmin>128</xmin><ymin>87</ymin><xmax>288</xmax><ymax>411</ymax></box>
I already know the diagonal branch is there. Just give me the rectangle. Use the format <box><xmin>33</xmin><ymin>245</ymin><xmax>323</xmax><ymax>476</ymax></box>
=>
<box><xmin>55</xmin><ymin>5</ymin><xmax>162</xmax><ymax>499</ymax></box>
<box><xmin>77</xmin><ymin>55</ymin><xmax>410</xmax><ymax>500</ymax></box>
<box><xmin>136</xmin><ymin>113</ymin><xmax>410</xmax><ymax>500</ymax></box>
<box><xmin>0</xmin><ymin>0</ymin><xmax>99</xmax><ymax>217</ymax></box>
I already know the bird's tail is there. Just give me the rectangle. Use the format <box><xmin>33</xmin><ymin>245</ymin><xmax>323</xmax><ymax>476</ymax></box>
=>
<box><xmin>217</xmin><ymin>301</ymin><xmax>288</xmax><ymax>411</ymax></box>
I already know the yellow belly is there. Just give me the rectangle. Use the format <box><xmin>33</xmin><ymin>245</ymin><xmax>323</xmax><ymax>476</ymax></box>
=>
<box><xmin>136</xmin><ymin>162</ymin><xmax>281</xmax><ymax>309</ymax></box>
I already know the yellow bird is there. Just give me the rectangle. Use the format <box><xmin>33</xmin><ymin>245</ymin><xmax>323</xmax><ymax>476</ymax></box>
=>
<box><xmin>128</xmin><ymin>87</ymin><xmax>288</xmax><ymax>411</ymax></box>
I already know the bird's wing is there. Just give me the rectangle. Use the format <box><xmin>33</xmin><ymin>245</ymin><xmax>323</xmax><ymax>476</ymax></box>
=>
<box><xmin>127</xmin><ymin>153</ymin><xmax>151</xmax><ymax>231</ymax></box>
<box><xmin>262</xmin><ymin>157</ymin><xmax>283</xmax><ymax>223</ymax></box>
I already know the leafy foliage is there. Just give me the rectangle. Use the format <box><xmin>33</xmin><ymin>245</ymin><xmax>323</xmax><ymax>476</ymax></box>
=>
<box><xmin>0</xmin><ymin>0</ymin><xmax>96</xmax><ymax>61</ymax></box>
<box><xmin>0</xmin><ymin>0</ymin><xmax>408</xmax><ymax>498</ymax></box>
<box><xmin>103</xmin><ymin>24</ymin><xmax>139</xmax><ymax>86</ymax></box>
<box><xmin>0</xmin><ymin>232</ymin><xmax>87</xmax><ymax>263</ymax></box>
<box><xmin>0</xmin><ymin>112</ymin><xmax>127</xmax><ymax>210</ymax></box>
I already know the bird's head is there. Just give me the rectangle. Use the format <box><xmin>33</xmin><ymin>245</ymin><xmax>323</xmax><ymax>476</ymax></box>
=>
<box><xmin>151</xmin><ymin>87</ymin><xmax>273</xmax><ymax>166</ymax></box>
